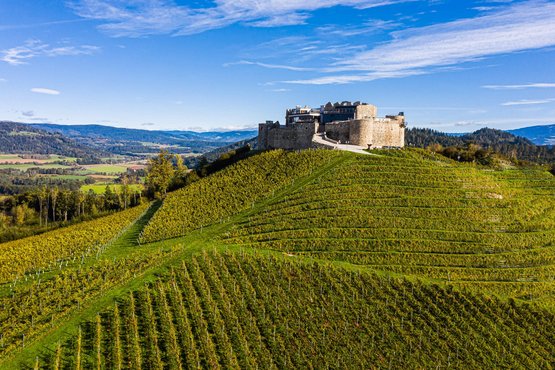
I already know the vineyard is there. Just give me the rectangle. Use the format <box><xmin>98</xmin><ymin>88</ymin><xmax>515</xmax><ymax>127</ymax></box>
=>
<box><xmin>1</xmin><ymin>148</ymin><xmax>555</xmax><ymax>368</ymax></box>
<box><xmin>222</xmin><ymin>151</ymin><xmax>555</xmax><ymax>304</ymax></box>
<box><xmin>139</xmin><ymin>149</ymin><xmax>343</xmax><ymax>243</ymax></box>
<box><xmin>26</xmin><ymin>251</ymin><xmax>555</xmax><ymax>369</ymax></box>
<box><xmin>0</xmin><ymin>202</ymin><xmax>149</xmax><ymax>284</ymax></box>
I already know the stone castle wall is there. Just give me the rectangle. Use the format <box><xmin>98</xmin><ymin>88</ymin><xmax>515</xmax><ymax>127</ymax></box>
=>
<box><xmin>355</xmin><ymin>105</ymin><xmax>377</xmax><ymax>119</ymax></box>
<box><xmin>258</xmin><ymin>121</ymin><xmax>317</xmax><ymax>150</ymax></box>
<box><xmin>349</xmin><ymin>119</ymin><xmax>373</xmax><ymax>146</ymax></box>
<box><xmin>324</xmin><ymin>121</ymin><xmax>351</xmax><ymax>143</ymax></box>
<box><xmin>324</xmin><ymin>117</ymin><xmax>404</xmax><ymax>148</ymax></box>
<box><xmin>371</xmin><ymin>118</ymin><xmax>405</xmax><ymax>148</ymax></box>
<box><xmin>258</xmin><ymin>103</ymin><xmax>405</xmax><ymax>150</ymax></box>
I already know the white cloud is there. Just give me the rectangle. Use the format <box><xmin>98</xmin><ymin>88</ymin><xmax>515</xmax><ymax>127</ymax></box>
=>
<box><xmin>269</xmin><ymin>88</ymin><xmax>291</xmax><ymax>92</ymax></box>
<box><xmin>247</xmin><ymin>13</ymin><xmax>310</xmax><ymax>27</ymax></box>
<box><xmin>288</xmin><ymin>1</ymin><xmax>555</xmax><ymax>84</ymax></box>
<box><xmin>1</xmin><ymin>40</ymin><xmax>100</xmax><ymax>66</ymax></box>
<box><xmin>68</xmin><ymin>0</ymin><xmax>413</xmax><ymax>36</ymax></box>
<box><xmin>501</xmin><ymin>98</ymin><xmax>555</xmax><ymax>106</ymax></box>
<box><xmin>31</xmin><ymin>88</ymin><xmax>61</xmax><ymax>95</ymax></box>
<box><xmin>316</xmin><ymin>19</ymin><xmax>401</xmax><ymax>37</ymax></box>
<box><xmin>224</xmin><ymin>60</ymin><xmax>314</xmax><ymax>72</ymax></box>
<box><xmin>21</xmin><ymin>110</ymin><xmax>35</xmax><ymax>117</ymax></box>
<box><xmin>285</xmin><ymin>69</ymin><xmax>425</xmax><ymax>84</ymax></box>
<box><xmin>483</xmin><ymin>83</ymin><xmax>555</xmax><ymax>90</ymax></box>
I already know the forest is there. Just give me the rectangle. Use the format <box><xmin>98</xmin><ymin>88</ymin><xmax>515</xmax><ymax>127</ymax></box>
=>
<box><xmin>406</xmin><ymin>127</ymin><xmax>555</xmax><ymax>163</ymax></box>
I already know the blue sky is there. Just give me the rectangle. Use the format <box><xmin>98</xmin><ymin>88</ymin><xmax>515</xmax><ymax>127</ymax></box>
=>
<box><xmin>0</xmin><ymin>0</ymin><xmax>554</xmax><ymax>132</ymax></box>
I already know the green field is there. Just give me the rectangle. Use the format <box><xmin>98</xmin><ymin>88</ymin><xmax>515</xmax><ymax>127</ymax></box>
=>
<box><xmin>0</xmin><ymin>154</ymin><xmax>77</xmax><ymax>163</ymax></box>
<box><xmin>82</xmin><ymin>164</ymin><xmax>130</xmax><ymax>174</ymax></box>
<box><xmin>81</xmin><ymin>183</ymin><xmax>143</xmax><ymax>194</ymax></box>
<box><xmin>1</xmin><ymin>149</ymin><xmax>554</xmax><ymax>368</ymax></box>
<box><xmin>0</xmin><ymin>163</ymin><xmax>71</xmax><ymax>170</ymax></box>
<box><xmin>43</xmin><ymin>174</ymin><xmax>89</xmax><ymax>180</ymax></box>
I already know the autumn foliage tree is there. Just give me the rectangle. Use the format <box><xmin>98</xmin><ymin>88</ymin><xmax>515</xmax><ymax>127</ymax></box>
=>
<box><xmin>146</xmin><ymin>150</ymin><xmax>176</xmax><ymax>199</ymax></box>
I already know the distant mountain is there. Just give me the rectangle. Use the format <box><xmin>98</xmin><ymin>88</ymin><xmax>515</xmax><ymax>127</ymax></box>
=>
<box><xmin>31</xmin><ymin>123</ymin><xmax>258</xmax><ymax>155</ymax></box>
<box><xmin>0</xmin><ymin>121</ymin><xmax>105</xmax><ymax>159</ymax></box>
<box><xmin>508</xmin><ymin>124</ymin><xmax>555</xmax><ymax>146</ymax></box>
<box><xmin>406</xmin><ymin>127</ymin><xmax>555</xmax><ymax>163</ymax></box>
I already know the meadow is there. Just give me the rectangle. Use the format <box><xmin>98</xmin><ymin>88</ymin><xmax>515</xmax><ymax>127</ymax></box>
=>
<box><xmin>81</xmin><ymin>164</ymin><xmax>131</xmax><ymax>174</ymax></box>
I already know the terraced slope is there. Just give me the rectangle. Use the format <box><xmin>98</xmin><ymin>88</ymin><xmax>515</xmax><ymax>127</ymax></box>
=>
<box><xmin>222</xmin><ymin>150</ymin><xmax>555</xmax><ymax>304</ymax></box>
<box><xmin>139</xmin><ymin>149</ymin><xmax>344</xmax><ymax>243</ymax></box>
<box><xmin>31</xmin><ymin>251</ymin><xmax>555</xmax><ymax>369</ymax></box>
<box><xmin>2</xmin><ymin>149</ymin><xmax>555</xmax><ymax>368</ymax></box>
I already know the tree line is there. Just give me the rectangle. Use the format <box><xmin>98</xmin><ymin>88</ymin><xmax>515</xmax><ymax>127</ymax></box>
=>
<box><xmin>0</xmin><ymin>183</ymin><xmax>142</xmax><ymax>243</ymax></box>
<box><xmin>406</xmin><ymin>127</ymin><xmax>555</xmax><ymax>164</ymax></box>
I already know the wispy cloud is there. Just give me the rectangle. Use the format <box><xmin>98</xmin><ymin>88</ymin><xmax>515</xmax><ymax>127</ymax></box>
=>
<box><xmin>501</xmin><ymin>98</ymin><xmax>555</xmax><ymax>106</ymax></box>
<box><xmin>286</xmin><ymin>1</ymin><xmax>555</xmax><ymax>84</ymax></box>
<box><xmin>316</xmin><ymin>19</ymin><xmax>401</xmax><ymax>37</ymax></box>
<box><xmin>483</xmin><ymin>83</ymin><xmax>555</xmax><ymax>90</ymax></box>
<box><xmin>0</xmin><ymin>18</ymin><xmax>91</xmax><ymax>31</ymax></box>
<box><xmin>68</xmin><ymin>0</ymin><xmax>413</xmax><ymax>37</ymax></box>
<box><xmin>268</xmin><ymin>88</ymin><xmax>291</xmax><ymax>92</ymax></box>
<box><xmin>224</xmin><ymin>60</ymin><xmax>315</xmax><ymax>72</ymax></box>
<box><xmin>1</xmin><ymin>40</ymin><xmax>100</xmax><ymax>65</ymax></box>
<box><xmin>31</xmin><ymin>88</ymin><xmax>61</xmax><ymax>95</ymax></box>
<box><xmin>285</xmin><ymin>69</ymin><xmax>425</xmax><ymax>85</ymax></box>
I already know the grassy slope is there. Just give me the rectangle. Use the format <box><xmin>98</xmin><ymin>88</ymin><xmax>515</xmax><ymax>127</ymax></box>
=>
<box><xmin>2</xmin><ymin>149</ymin><xmax>555</xmax><ymax>368</ymax></box>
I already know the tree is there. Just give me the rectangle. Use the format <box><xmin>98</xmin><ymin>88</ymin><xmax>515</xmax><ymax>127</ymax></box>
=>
<box><xmin>169</xmin><ymin>155</ymin><xmax>190</xmax><ymax>191</ymax></box>
<box><xmin>0</xmin><ymin>213</ymin><xmax>9</xmax><ymax>229</ymax></box>
<box><xmin>121</xmin><ymin>177</ymin><xmax>130</xmax><ymax>210</ymax></box>
<box><xmin>146</xmin><ymin>150</ymin><xmax>175</xmax><ymax>198</ymax></box>
<box><xmin>104</xmin><ymin>185</ymin><xmax>120</xmax><ymax>210</ymax></box>
<box><xmin>50</xmin><ymin>187</ymin><xmax>59</xmax><ymax>222</ymax></box>
<box><xmin>38</xmin><ymin>186</ymin><xmax>49</xmax><ymax>227</ymax></box>
<box><xmin>58</xmin><ymin>190</ymin><xmax>72</xmax><ymax>222</ymax></box>
<box><xmin>76</xmin><ymin>191</ymin><xmax>86</xmax><ymax>217</ymax></box>
<box><xmin>12</xmin><ymin>204</ymin><xmax>26</xmax><ymax>226</ymax></box>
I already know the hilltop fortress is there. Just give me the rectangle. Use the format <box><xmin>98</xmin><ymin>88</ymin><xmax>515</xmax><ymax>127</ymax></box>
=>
<box><xmin>258</xmin><ymin>101</ymin><xmax>406</xmax><ymax>150</ymax></box>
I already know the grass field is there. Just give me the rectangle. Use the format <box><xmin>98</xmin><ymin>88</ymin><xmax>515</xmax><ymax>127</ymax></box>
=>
<box><xmin>0</xmin><ymin>163</ymin><xmax>71</xmax><ymax>170</ymax></box>
<box><xmin>81</xmin><ymin>164</ymin><xmax>131</xmax><ymax>174</ymax></box>
<box><xmin>81</xmin><ymin>183</ymin><xmax>143</xmax><ymax>194</ymax></box>
<box><xmin>0</xmin><ymin>154</ymin><xmax>77</xmax><ymax>163</ymax></box>
<box><xmin>1</xmin><ymin>149</ymin><xmax>554</xmax><ymax>368</ymax></box>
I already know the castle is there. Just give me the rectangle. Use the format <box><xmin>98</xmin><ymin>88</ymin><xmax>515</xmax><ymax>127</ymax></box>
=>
<box><xmin>258</xmin><ymin>101</ymin><xmax>405</xmax><ymax>150</ymax></box>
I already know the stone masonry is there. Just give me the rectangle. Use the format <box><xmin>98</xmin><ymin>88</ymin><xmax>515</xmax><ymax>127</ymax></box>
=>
<box><xmin>258</xmin><ymin>101</ymin><xmax>405</xmax><ymax>150</ymax></box>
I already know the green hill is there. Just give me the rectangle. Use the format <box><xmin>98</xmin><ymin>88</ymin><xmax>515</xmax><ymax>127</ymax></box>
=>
<box><xmin>1</xmin><ymin>149</ymin><xmax>554</xmax><ymax>368</ymax></box>
<box><xmin>0</xmin><ymin>121</ymin><xmax>105</xmax><ymax>159</ymax></box>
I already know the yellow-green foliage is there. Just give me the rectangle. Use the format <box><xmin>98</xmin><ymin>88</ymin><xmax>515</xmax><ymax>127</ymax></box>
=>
<box><xmin>140</xmin><ymin>149</ymin><xmax>342</xmax><ymax>243</ymax></box>
<box><xmin>223</xmin><ymin>151</ymin><xmax>555</xmax><ymax>303</ymax></box>
<box><xmin>0</xmin><ymin>203</ymin><xmax>149</xmax><ymax>283</ymax></box>
<box><xmin>40</xmin><ymin>251</ymin><xmax>555</xmax><ymax>368</ymax></box>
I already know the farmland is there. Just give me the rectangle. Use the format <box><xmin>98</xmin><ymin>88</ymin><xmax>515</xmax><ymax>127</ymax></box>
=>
<box><xmin>0</xmin><ymin>153</ymin><xmax>146</xmax><ymax>196</ymax></box>
<box><xmin>1</xmin><ymin>149</ymin><xmax>554</xmax><ymax>368</ymax></box>
<box><xmin>81</xmin><ymin>164</ymin><xmax>134</xmax><ymax>174</ymax></box>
